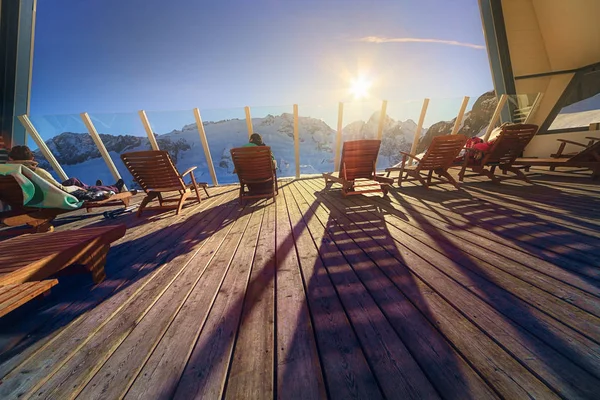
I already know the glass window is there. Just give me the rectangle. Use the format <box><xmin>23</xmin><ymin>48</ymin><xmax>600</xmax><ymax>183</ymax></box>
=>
<box><xmin>548</xmin><ymin>67</ymin><xmax>600</xmax><ymax>130</ymax></box>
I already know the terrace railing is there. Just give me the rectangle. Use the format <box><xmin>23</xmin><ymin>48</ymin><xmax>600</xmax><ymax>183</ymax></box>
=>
<box><xmin>16</xmin><ymin>94</ymin><xmax>540</xmax><ymax>189</ymax></box>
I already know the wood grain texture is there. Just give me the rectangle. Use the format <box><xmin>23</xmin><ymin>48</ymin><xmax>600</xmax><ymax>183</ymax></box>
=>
<box><xmin>2</xmin><ymin>170</ymin><xmax>600</xmax><ymax>400</ymax></box>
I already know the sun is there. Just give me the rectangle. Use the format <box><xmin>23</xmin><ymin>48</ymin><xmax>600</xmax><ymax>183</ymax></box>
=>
<box><xmin>349</xmin><ymin>75</ymin><xmax>372</xmax><ymax>100</ymax></box>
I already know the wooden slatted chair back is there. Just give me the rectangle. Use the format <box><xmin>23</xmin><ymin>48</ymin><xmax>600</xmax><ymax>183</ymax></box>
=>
<box><xmin>570</xmin><ymin>140</ymin><xmax>600</xmax><ymax>162</ymax></box>
<box><xmin>340</xmin><ymin>140</ymin><xmax>381</xmax><ymax>181</ymax></box>
<box><xmin>121</xmin><ymin>151</ymin><xmax>185</xmax><ymax>192</ymax></box>
<box><xmin>418</xmin><ymin>135</ymin><xmax>467</xmax><ymax>171</ymax></box>
<box><xmin>230</xmin><ymin>146</ymin><xmax>274</xmax><ymax>184</ymax></box>
<box><xmin>0</xmin><ymin>175</ymin><xmax>26</xmax><ymax>207</ymax></box>
<box><xmin>481</xmin><ymin>124</ymin><xmax>538</xmax><ymax>166</ymax></box>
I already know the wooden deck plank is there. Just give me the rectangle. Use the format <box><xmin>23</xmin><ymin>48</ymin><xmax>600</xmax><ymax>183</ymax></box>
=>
<box><xmin>305</xmin><ymin>180</ymin><xmax>600</xmax><ymax>327</ymax></box>
<box><xmin>0</xmin><ymin>191</ymin><xmax>236</xmax><ymax>398</ymax></box>
<box><xmin>302</xmin><ymin>179</ymin><xmax>600</xmax><ymax>398</ymax></box>
<box><xmin>0</xmin><ymin>188</ymin><xmax>231</xmax><ymax>363</ymax></box>
<box><xmin>368</xmin><ymin>181</ymin><xmax>600</xmax><ymax>291</ymax></box>
<box><xmin>113</xmin><ymin>202</ymin><xmax>257</xmax><ymax>400</ymax></box>
<box><xmin>165</xmin><ymin>203</ymin><xmax>266</xmax><ymax>399</ymax></box>
<box><xmin>76</xmin><ymin>195</ymin><xmax>245</xmax><ymax>400</ymax></box>
<box><xmin>274</xmin><ymin>185</ymin><xmax>326</xmax><ymax>400</ymax></box>
<box><xmin>281</xmin><ymin>185</ymin><xmax>383</xmax><ymax>400</ymax></box>
<box><xmin>290</xmin><ymin>182</ymin><xmax>499</xmax><ymax>398</ymax></box>
<box><xmin>225</xmin><ymin>199</ymin><xmax>276</xmax><ymax>399</ymax></box>
<box><xmin>287</xmin><ymin>183</ymin><xmax>440</xmax><ymax>399</ymax></box>
<box><xmin>39</xmin><ymin>193</ymin><xmax>243</xmax><ymax>400</ymax></box>
<box><xmin>1</xmin><ymin>173</ymin><xmax>600</xmax><ymax>399</ymax></box>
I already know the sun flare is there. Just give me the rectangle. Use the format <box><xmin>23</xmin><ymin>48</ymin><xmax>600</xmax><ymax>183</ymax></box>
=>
<box><xmin>349</xmin><ymin>75</ymin><xmax>372</xmax><ymax>100</ymax></box>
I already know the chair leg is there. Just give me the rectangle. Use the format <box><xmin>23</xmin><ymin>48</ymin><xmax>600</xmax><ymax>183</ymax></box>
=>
<box><xmin>137</xmin><ymin>192</ymin><xmax>158</xmax><ymax>217</ymax></box>
<box><xmin>439</xmin><ymin>170</ymin><xmax>460</xmax><ymax>189</ymax></box>
<box><xmin>189</xmin><ymin>172</ymin><xmax>203</xmax><ymax>203</ymax></box>
<box><xmin>427</xmin><ymin>170</ymin><xmax>433</xmax><ymax>185</ymax></box>
<box><xmin>176</xmin><ymin>192</ymin><xmax>190</xmax><ymax>215</ymax></box>
<box><xmin>505</xmin><ymin>166</ymin><xmax>531</xmax><ymax>183</ymax></box>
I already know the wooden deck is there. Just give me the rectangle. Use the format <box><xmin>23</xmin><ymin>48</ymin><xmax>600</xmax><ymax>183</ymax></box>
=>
<box><xmin>1</xmin><ymin>168</ymin><xmax>600</xmax><ymax>399</ymax></box>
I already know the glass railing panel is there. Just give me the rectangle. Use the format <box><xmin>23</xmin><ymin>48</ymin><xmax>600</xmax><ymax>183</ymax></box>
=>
<box><xmin>201</xmin><ymin>107</ymin><xmax>248</xmax><ymax>184</ymax></box>
<box><xmin>86</xmin><ymin>112</ymin><xmax>153</xmax><ymax>189</ymax></box>
<box><xmin>377</xmin><ymin>99</ymin><xmax>425</xmax><ymax>170</ymax></box>
<box><xmin>505</xmin><ymin>93</ymin><xmax>539</xmax><ymax>125</ymax></box>
<box><xmin>294</xmin><ymin>104</ymin><xmax>338</xmax><ymax>175</ymax></box>
<box><xmin>342</xmin><ymin>100</ymin><xmax>382</xmax><ymax>141</ymax></box>
<box><xmin>398</xmin><ymin>97</ymin><xmax>467</xmax><ymax>157</ymax></box>
<box><xmin>26</xmin><ymin>113</ymin><xmax>114</xmax><ymax>185</ymax></box>
<box><xmin>144</xmin><ymin>109</ymin><xmax>212</xmax><ymax>184</ymax></box>
<box><xmin>243</xmin><ymin>105</ymin><xmax>295</xmax><ymax>178</ymax></box>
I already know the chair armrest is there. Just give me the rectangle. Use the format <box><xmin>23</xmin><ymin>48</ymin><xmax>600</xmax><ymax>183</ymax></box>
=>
<box><xmin>585</xmin><ymin>136</ymin><xmax>600</xmax><ymax>142</ymax></box>
<box><xmin>398</xmin><ymin>151</ymin><xmax>422</xmax><ymax>163</ymax></box>
<box><xmin>180</xmin><ymin>166</ymin><xmax>198</xmax><ymax>177</ymax></box>
<box><xmin>556</xmin><ymin>139</ymin><xmax>586</xmax><ymax>147</ymax></box>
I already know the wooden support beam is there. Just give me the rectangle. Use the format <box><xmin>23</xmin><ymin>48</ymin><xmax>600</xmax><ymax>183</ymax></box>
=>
<box><xmin>17</xmin><ymin>115</ymin><xmax>69</xmax><ymax>181</ymax></box>
<box><xmin>450</xmin><ymin>96</ymin><xmax>470</xmax><ymax>135</ymax></box>
<box><xmin>483</xmin><ymin>94</ymin><xmax>508</xmax><ymax>141</ymax></box>
<box><xmin>293</xmin><ymin>104</ymin><xmax>300</xmax><ymax>178</ymax></box>
<box><xmin>408</xmin><ymin>98</ymin><xmax>430</xmax><ymax>167</ymax></box>
<box><xmin>80</xmin><ymin>113</ymin><xmax>127</xmax><ymax>190</ymax></box>
<box><xmin>244</xmin><ymin>106</ymin><xmax>253</xmax><ymax>138</ymax></box>
<box><xmin>193</xmin><ymin>108</ymin><xmax>219</xmax><ymax>186</ymax></box>
<box><xmin>138</xmin><ymin>110</ymin><xmax>160</xmax><ymax>151</ymax></box>
<box><xmin>334</xmin><ymin>102</ymin><xmax>344</xmax><ymax>172</ymax></box>
<box><xmin>376</xmin><ymin>100</ymin><xmax>388</xmax><ymax>140</ymax></box>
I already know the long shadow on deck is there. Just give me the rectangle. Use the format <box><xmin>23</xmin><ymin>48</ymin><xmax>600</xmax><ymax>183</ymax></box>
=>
<box><xmin>174</xmin><ymin>181</ymin><xmax>498</xmax><ymax>399</ymax></box>
<box><xmin>0</xmin><ymin>193</ymin><xmax>240</xmax><ymax>365</ymax></box>
<box><xmin>384</xmin><ymin>184</ymin><xmax>600</xmax><ymax>399</ymax></box>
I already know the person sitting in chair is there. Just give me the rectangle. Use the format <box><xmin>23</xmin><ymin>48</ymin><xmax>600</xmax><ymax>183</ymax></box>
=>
<box><xmin>242</xmin><ymin>133</ymin><xmax>277</xmax><ymax>170</ymax></box>
<box><xmin>8</xmin><ymin>145</ymin><xmax>125</xmax><ymax>198</ymax></box>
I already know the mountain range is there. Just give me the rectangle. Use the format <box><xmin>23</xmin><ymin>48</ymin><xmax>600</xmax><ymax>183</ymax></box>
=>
<box><xmin>34</xmin><ymin>90</ymin><xmax>503</xmax><ymax>187</ymax></box>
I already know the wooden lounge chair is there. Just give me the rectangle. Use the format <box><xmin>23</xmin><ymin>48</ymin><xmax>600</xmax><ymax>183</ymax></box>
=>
<box><xmin>230</xmin><ymin>146</ymin><xmax>278</xmax><ymax>203</ymax></box>
<box><xmin>323</xmin><ymin>140</ymin><xmax>393</xmax><ymax>196</ymax></box>
<box><xmin>121</xmin><ymin>150</ymin><xmax>209</xmax><ymax>216</ymax></box>
<box><xmin>514</xmin><ymin>140</ymin><xmax>600</xmax><ymax>180</ymax></box>
<box><xmin>0</xmin><ymin>225</ymin><xmax>125</xmax><ymax>317</ymax></box>
<box><xmin>549</xmin><ymin>137</ymin><xmax>600</xmax><ymax>169</ymax></box>
<box><xmin>457</xmin><ymin>123</ymin><xmax>538</xmax><ymax>183</ymax></box>
<box><xmin>385</xmin><ymin>135</ymin><xmax>467</xmax><ymax>189</ymax></box>
<box><xmin>0</xmin><ymin>175</ymin><xmax>134</xmax><ymax>233</ymax></box>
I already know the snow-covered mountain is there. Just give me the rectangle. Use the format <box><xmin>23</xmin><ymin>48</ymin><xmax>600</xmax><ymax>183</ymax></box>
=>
<box><xmin>37</xmin><ymin>89</ymin><xmax>595</xmax><ymax>186</ymax></box>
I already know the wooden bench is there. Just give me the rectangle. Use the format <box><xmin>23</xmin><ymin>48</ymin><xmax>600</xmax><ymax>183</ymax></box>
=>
<box><xmin>0</xmin><ymin>280</ymin><xmax>58</xmax><ymax>318</ymax></box>
<box><xmin>0</xmin><ymin>225</ymin><xmax>126</xmax><ymax>286</ymax></box>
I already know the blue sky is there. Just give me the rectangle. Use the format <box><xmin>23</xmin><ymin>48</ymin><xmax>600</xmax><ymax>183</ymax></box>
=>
<box><xmin>30</xmin><ymin>0</ymin><xmax>493</xmax><ymax>118</ymax></box>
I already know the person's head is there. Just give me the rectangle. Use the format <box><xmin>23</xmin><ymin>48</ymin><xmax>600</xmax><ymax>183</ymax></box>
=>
<box><xmin>8</xmin><ymin>145</ymin><xmax>34</xmax><ymax>161</ymax></box>
<box><xmin>249</xmin><ymin>133</ymin><xmax>264</xmax><ymax>146</ymax></box>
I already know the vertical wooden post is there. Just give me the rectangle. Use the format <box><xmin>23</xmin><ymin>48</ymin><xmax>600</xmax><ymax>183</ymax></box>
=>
<box><xmin>138</xmin><ymin>110</ymin><xmax>160</xmax><ymax>151</ymax></box>
<box><xmin>408</xmin><ymin>98</ymin><xmax>430</xmax><ymax>166</ymax></box>
<box><xmin>483</xmin><ymin>94</ymin><xmax>509</xmax><ymax>141</ymax></box>
<box><xmin>193</xmin><ymin>108</ymin><xmax>219</xmax><ymax>186</ymax></box>
<box><xmin>81</xmin><ymin>112</ymin><xmax>126</xmax><ymax>190</ymax></box>
<box><xmin>376</xmin><ymin>100</ymin><xmax>388</xmax><ymax>140</ymax></box>
<box><xmin>244</xmin><ymin>106</ymin><xmax>253</xmax><ymax>138</ymax></box>
<box><xmin>524</xmin><ymin>93</ymin><xmax>543</xmax><ymax>124</ymax></box>
<box><xmin>450</xmin><ymin>96</ymin><xmax>470</xmax><ymax>135</ymax></box>
<box><xmin>293</xmin><ymin>104</ymin><xmax>300</xmax><ymax>178</ymax></box>
<box><xmin>334</xmin><ymin>102</ymin><xmax>344</xmax><ymax>172</ymax></box>
<box><xmin>17</xmin><ymin>115</ymin><xmax>69</xmax><ymax>181</ymax></box>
